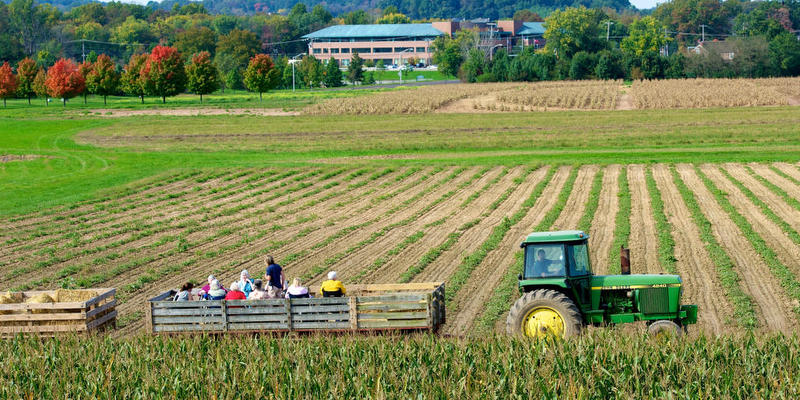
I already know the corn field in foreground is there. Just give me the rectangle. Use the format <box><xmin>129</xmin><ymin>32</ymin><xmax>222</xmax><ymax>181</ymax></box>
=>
<box><xmin>1</xmin><ymin>332</ymin><xmax>799</xmax><ymax>399</ymax></box>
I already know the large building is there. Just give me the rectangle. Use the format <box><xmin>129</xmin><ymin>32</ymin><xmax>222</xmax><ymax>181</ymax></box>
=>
<box><xmin>302</xmin><ymin>21</ymin><xmax>546</xmax><ymax>67</ymax></box>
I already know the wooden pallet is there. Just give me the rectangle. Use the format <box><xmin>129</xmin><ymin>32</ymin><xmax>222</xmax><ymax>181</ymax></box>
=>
<box><xmin>147</xmin><ymin>282</ymin><xmax>444</xmax><ymax>334</ymax></box>
<box><xmin>0</xmin><ymin>288</ymin><xmax>117</xmax><ymax>337</ymax></box>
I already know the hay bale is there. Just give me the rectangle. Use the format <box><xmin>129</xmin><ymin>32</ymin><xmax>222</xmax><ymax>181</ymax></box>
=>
<box><xmin>25</xmin><ymin>293</ymin><xmax>54</xmax><ymax>314</ymax></box>
<box><xmin>0</xmin><ymin>292</ymin><xmax>21</xmax><ymax>315</ymax></box>
<box><xmin>55</xmin><ymin>289</ymin><xmax>97</xmax><ymax>303</ymax></box>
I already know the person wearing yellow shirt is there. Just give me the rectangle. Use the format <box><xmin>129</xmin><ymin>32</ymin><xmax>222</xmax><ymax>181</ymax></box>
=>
<box><xmin>319</xmin><ymin>271</ymin><xmax>347</xmax><ymax>297</ymax></box>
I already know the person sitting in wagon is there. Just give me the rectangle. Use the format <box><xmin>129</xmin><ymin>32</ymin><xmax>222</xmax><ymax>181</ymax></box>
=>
<box><xmin>205</xmin><ymin>279</ymin><xmax>227</xmax><ymax>300</ymax></box>
<box><xmin>319</xmin><ymin>271</ymin><xmax>347</xmax><ymax>297</ymax></box>
<box><xmin>286</xmin><ymin>278</ymin><xmax>311</xmax><ymax>298</ymax></box>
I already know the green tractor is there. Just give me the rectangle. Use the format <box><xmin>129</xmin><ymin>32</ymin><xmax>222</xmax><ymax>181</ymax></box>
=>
<box><xmin>507</xmin><ymin>230</ymin><xmax>698</xmax><ymax>339</ymax></box>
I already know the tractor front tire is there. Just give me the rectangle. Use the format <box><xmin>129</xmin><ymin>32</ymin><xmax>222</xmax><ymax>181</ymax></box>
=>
<box><xmin>506</xmin><ymin>289</ymin><xmax>582</xmax><ymax>339</ymax></box>
<box><xmin>647</xmin><ymin>320</ymin><xmax>682</xmax><ymax>338</ymax></box>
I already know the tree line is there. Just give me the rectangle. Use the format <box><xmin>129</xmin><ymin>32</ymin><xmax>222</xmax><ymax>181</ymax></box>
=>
<box><xmin>0</xmin><ymin>46</ymin><xmax>384</xmax><ymax>106</ymax></box>
<box><xmin>436</xmin><ymin>3</ymin><xmax>800</xmax><ymax>82</ymax></box>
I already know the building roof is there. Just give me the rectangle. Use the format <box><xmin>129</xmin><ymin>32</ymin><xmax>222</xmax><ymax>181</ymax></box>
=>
<box><xmin>303</xmin><ymin>24</ymin><xmax>445</xmax><ymax>40</ymax></box>
<box><xmin>523</xmin><ymin>230</ymin><xmax>589</xmax><ymax>244</ymax></box>
<box><xmin>517</xmin><ymin>22</ymin><xmax>545</xmax><ymax>36</ymax></box>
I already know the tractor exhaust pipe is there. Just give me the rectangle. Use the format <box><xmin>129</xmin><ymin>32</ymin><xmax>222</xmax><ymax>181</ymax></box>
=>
<box><xmin>620</xmin><ymin>245</ymin><xmax>631</xmax><ymax>275</ymax></box>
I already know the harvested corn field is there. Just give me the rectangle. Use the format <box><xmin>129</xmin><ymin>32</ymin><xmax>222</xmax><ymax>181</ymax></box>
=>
<box><xmin>3</xmin><ymin>163</ymin><xmax>800</xmax><ymax>336</ymax></box>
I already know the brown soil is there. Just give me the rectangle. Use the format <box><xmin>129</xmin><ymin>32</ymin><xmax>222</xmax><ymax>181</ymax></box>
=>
<box><xmin>84</xmin><ymin>108</ymin><xmax>299</xmax><ymax>117</ymax></box>
<box><xmin>651</xmin><ymin>164</ymin><xmax>732</xmax><ymax>334</ymax></box>
<box><xmin>787</xmin><ymin>96</ymin><xmax>800</xmax><ymax>106</ymax></box>
<box><xmin>729</xmin><ymin>164</ymin><xmax>800</xmax><ymax>236</ymax></box>
<box><xmin>552</xmin><ymin>165</ymin><xmax>599</xmax><ymax>230</ymax></box>
<box><xmin>616</xmin><ymin>92</ymin><xmax>634</xmax><ymax>111</ymax></box>
<box><xmin>0</xmin><ymin>154</ymin><xmax>50</xmax><ymax>163</ymax></box>
<box><xmin>771</xmin><ymin>162</ymin><xmax>800</xmax><ymax>184</ymax></box>
<box><xmin>676</xmin><ymin>164</ymin><xmax>796</xmax><ymax>332</ymax></box>
<box><xmin>703</xmin><ymin>165</ymin><xmax>800</xmax><ymax>299</ymax></box>
<box><xmin>435</xmin><ymin>94</ymin><xmax>500</xmax><ymax>113</ymax></box>
<box><xmin>413</xmin><ymin>167</ymin><xmax>550</xmax><ymax>283</ymax></box>
<box><xmin>362</xmin><ymin>167</ymin><xmax>516</xmax><ymax>284</ymax></box>
<box><xmin>589</xmin><ymin>165</ymin><xmax>621</xmax><ymax>274</ymax></box>
<box><xmin>627</xmin><ymin>165</ymin><xmax>662</xmax><ymax>274</ymax></box>
<box><xmin>444</xmin><ymin>166</ymin><xmax>573</xmax><ymax>336</ymax></box>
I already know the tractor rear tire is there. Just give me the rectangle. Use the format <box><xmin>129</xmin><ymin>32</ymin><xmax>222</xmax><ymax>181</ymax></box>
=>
<box><xmin>647</xmin><ymin>320</ymin><xmax>682</xmax><ymax>338</ymax></box>
<box><xmin>506</xmin><ymin>289</ymin><xmax>582</xmax><ymax>339</ymax></box>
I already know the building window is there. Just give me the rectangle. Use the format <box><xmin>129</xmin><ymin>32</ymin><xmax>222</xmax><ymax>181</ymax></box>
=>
<box><xmin>393</xmin><ymin>47</ymin><xmax>414</xmax><ymax>52</ymax></box>
<box><xmin>341</xmin><ymin>59</ymin><xmax>350</xmax><ymax>66</ymax></box>
<box><xmin>323</xmin><ymin>48</ymin><xmax>329</xmax><ymax>53</ymax></box>
<box><xmin>416</xmin><ymin>47</ymin><xmax>426</xmax><ymax>52</ymax></box>
<box><xmin>331</xmin><ymin>48</ymin><xmax>339</xmax><ymax>54</ymax></box>
<box><xmin>313</xmin><ymin>48</ymin><xmax>321</xmax><ymax>54</ymax></box>
<box><xmin>374</xmin><ymin>47</ymin><xmax>393</xmax><ymax>53</ymax></box>
<box><xmin>341</xmin><ymin>48</ymin><xmax>350</xmax><ymax>53</ymax></box>
<box><xmin>353</xmin><ymin>48</ymin><xmax>372</xmax><ymax>53</ymax></box>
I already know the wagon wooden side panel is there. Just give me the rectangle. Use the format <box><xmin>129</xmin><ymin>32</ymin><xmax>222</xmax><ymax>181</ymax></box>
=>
<box><xmin>147</xmin><ymin>282</ymin><xmax>444</xmax><ymax>335</ymax></box>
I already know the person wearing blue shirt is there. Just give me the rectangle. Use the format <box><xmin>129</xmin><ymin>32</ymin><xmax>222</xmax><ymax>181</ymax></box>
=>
<box><xmin>264</xmin><ymin>255</ymin><xmax>286</xmax><ymax>293</ymax></box>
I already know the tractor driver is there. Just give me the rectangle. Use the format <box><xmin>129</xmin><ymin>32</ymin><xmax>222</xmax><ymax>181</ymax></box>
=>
<box><xmin>533</xmin><ymin>248</ymin><xmax>565</xmax><ymax>277</ymax></box>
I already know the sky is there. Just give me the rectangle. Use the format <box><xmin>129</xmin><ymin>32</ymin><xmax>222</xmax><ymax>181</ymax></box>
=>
<box><xmin>629</xmin><ymin>0</ymin><xmax>663</xmax><ymax>9</ymax></box>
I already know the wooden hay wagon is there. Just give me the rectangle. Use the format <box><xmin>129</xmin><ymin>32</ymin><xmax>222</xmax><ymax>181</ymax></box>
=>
<box><xmin>0</xmin><ymin>288</ymin><xmax>117</xmax><ymax>337</ymax></box>
<box><xmin>147</xmin><ymin>282</ymin><xmax>445</xmax><ymax>335</ymax></box>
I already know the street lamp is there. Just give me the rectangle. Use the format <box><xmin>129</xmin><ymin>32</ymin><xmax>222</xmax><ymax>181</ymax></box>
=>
<box><xmin>489</xmin><ymin>44</ymin><xmax>504</xmax><ymax>60</ymax></box>
<box><xmin>398</xmin><ymin>48</ymin><xmax>413</xmax><ymax>82</ymax></box>
<box><xmin>290</xmin><ymin>53</ymin><xmax>304</xmax><ymax>92</ymax></box>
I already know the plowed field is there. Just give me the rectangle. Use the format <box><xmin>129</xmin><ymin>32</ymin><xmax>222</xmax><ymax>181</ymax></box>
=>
<box><xmin>4</xmin><ymin>162</ymin><xmax>800</xmax><ymax>336</ymax></box>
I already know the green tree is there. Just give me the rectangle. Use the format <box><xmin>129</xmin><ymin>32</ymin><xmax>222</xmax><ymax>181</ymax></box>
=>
<box><xmin>186</xmin><ymin>51</ymin><xmax>219</xmax><ymax>103</ymax></box>
<box><xmin>122</xmin><ymin>53</ymin><xmax>147</xmax><ymax>103</ymax></box>
<box><xmin>141</xmin><ymin>46</ymin><xmax>186</xmax><ymax>104</ymax></box>
<box><xmin>323</xmin><ymin>57</ymin><xmax>343</xmax><ymax>88</ymax></box>
<box><xmin>111</xmin><ymin>16</ymin><xmax>155</xmax><ymax>45</ymax></box>
<box><xmin>769</xmin><ymin>32</ymin><xmax>800</xmax><ymax>76</ymax></box>
<box><xmin>16</xmin><ymin>57</ymin><xmax>37</xmax><ymax>104</ymax></box>
<box><xmin>569</xmin><ymin>51</ymin><xmax>596</xmax><ymax>80</ymax></box>
<box><xmin>377</xmin><ymin>13</ymin><xmax>411</xmax><ymax>24</ymax></box>
<box><xmin>362</xmin><ymin>70</ymin><xmax>376</xmax><ymax>85</ymax></box>
<box><xmin>346</xmin><ymin>52</ymin><xmax>364</xmax><ymax>85</ymax></box>
<box><xmin>431</xmin><ymin>36</ymin><xmax>463</xmax><ymax>77</ymax></box>
<box><xmin>215</xmin><ymin>52</ymin><xmax>243</xmax><ymax>91</ymax></box>
<box><xmin>299</xmin><ymin>55</ymin><xmax>323</xmax><ymax>88</ymax></box>
<box><xmin>653</xmin><ymin>0</ymin><xmax>740</xmax><ymax>45</ymax></box>
<box><xmin>459</xmin><ymin>48</ymin><xmax>486</xmax><ymax>83</ymax></box>
<box><xmin>243</xmin><ymin>54</ymin><xmax>279</xmax><ymax>101</ymax></box>
<box><xmin>621</xmin><ymin>17</ymin><xmax>670</xmax><ymax>59</ymax></box>
<box><xmin>32</xmin><ymin>67</ymin><xmax>46</xmax><ymax>105</ymax></box>
<box><xmin>86</xmin><ymin>54</ymin><xmax>120</xmax><ymax>105</ymax></box>
<box><xmin>175</xmin><ymin>26</ymin><xmax>217</xmax><ymax>59</ymax></box>
<box><xmin>543</xmin><ymin>7</ymin><xmax>606</xmax><ymax>59</ymax></box>
<box><xmin>594</xmin><ymin>49</ymin><xmax>625</xmax><ymax>80</ymax></box>
<box><xmin>343</xmin><ymin>10</ymin><xmax>373</xmax><ymax>25</ymax></box>
<box><xmin>513</xmin><ymin>9</ymin><xmax>544</xmax><ymax>22</ymax></box>
<box><xmin>215</xmin><ymin>29</ymin><xmax>260</xmax><ymax>72</ymax></box>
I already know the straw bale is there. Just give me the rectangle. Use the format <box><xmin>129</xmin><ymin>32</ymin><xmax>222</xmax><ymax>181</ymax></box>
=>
<box><xmin>25</xmin><ymin>293</ymin><xmax>55</xmax><ymax>314</ymax></box>
<box><xmin>55</xmin><ymin>289</ymin><xmax>98</xmax><ymax>303</ymax></box>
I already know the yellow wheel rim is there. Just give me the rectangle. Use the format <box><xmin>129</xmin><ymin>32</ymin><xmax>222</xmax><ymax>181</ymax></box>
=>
<box><xmin>522</xmin><ymin>307</ymin><xmax>565</xmax><ymax>339</ymax></box>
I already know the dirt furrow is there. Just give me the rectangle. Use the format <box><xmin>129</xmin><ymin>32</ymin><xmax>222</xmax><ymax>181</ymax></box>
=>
<box><xmin>745</xmin><ymin>164</ymin><xmax>800</xmax><ymax>217</ymax></box>
<box><xmin>309</xmin><ymin>167</ymin><xmax>502</xmax><ymax>287</ymax></box>
<box><xmin>627</xmin><ymin>165</ymin><xmax>662</xmax><ymax>274</ymax></box>
<box><xmin>703</xmin><ymin>165</ymin><xmax>800</xmax><ymax>290</ymax></box>
<box><xmin>651</xmin><ymin>164</ymin><xmax>731</xmax><ymax>334</ymax></box>
<box><xmin>1</xmin><ymin>168</ymin><xmax>347</xmax><ymax>289</ymax></box>
<box><xmin>413</xmin><ymin>167</ymin><xmax>551</xmax><ymax>283</ymax></box>
<box><xmin>444</xmin><ymin>166</ymin><xmax>573</xmax><ymax>336</ymax></box>
<box><xmin>284</xmin><ymin>167</ymin><xmax>478</xmax><ymax>288</ymax></box>
<box><xmin>772</xmin><ymin>163</ymin><xmax>800</xmax><ymax>185</ymax></box>
<box><xmin>589</xmin><ymin>165</ymin><xmax>621</xmax><ymax>274</ymax></box>
<box><xmin>677</xmin><ymin>164</ymin><xmax>795</xmax><ymax>332</ymax></box>
<box><xmin>552</xmin><ymin>165</ymin><xmax>598</xmax><ymax>230</ymax></box>
<box><xmin>111</xmin><ymin>168</ymin><xmax>431</xmax><ymax>336</ymax></box>
<box><xmin>370</xmin><ymin>166</ymin><xmax>527</xmax><ymax>284</ymax></box>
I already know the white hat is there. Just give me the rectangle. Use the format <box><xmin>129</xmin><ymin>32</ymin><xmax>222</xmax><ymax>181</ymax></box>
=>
<box><xmin>328</xmin><ymin>271</ymin><xmax>337</xmax><ymax>280</ymax></box>
<box><xmin>208</xmin><ymin>275</ymin><xmax>215</xmax><ymax>284</ymax></box>
<box><xmin>231</xmin><ymin>282</ymin><xmax>240</xmax><ymax>291</ymax></box>
<box><xmin>210</xmin><ymin>279</ymin><xmax>220</xmax><ymax>290</ymax></box>
<box><xmin>241</xmin><ymin>270</ymin><xmax>250</xmax><ymax>279</ymax></box>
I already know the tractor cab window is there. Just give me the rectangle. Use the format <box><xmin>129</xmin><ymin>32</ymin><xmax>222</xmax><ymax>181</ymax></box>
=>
<box><xmin>524</xmin><ymin>244</ymin><xmax>565</xmax><ymax>279</ymax></box>
<box><xmin>567</xmin><ymin>242</ymin><xmax>592</xmax><ymax>276</ymax></box>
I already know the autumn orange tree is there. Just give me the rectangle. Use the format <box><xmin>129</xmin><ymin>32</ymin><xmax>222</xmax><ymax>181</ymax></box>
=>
<box><xmin>78</xmin><ymin>60</ymin><xmax>92</xmax><ymax>104</ymax></box>
<box><xmin>0</xmin><ymin>62</ymin><xmax>19</xmax><ymax>107</ymax></box>
<box><xmin>45</xmin><ymin>59</ymin><xmax>86</xmax><ymax>107</ymax></box>
<box><xmin>16</xmin><ymin>58</ymin><xmax>38</xmax><ymax>105</ymax></box>
<box><xmin>243</xmin><ymin>54</ymin><xmax>280</xmax><ymax>101</ymax></box>
<box><xmin>86</xmin><ymin>54</ymin><xmax>120</xmax><ymax>105</ymax></box>
<box><xmin>185</xmin><ymin>51</ymin><xmax>219</xmax><ymax>103</ymax></box>
<box><xmin>141</xmin><ymin>45</ymin><xmax>187</xmax><ymax>103</ymax></box>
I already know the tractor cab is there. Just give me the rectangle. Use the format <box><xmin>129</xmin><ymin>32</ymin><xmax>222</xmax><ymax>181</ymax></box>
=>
<box><xmin>507</xmin><ymin>230</ymin><xmax>698</xmax><ymax>339</ymax></box>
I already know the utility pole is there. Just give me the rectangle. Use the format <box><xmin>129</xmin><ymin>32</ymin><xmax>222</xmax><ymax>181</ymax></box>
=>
<box><xmin>605</xmin><ymin>21</ymin><xmax>614</xmax><ymax>41</ymax></box>
<box><xmin>700</xmin><ymin>24</ymin><xmax>708</xmax><ymax>42</ymax></box>
<box><xmin>82</xmin><ymin>40</ymin><xmax>86</xmax><ymax>63</ymax></box>
<box><xmin>664</xmin><ymin>27</ymin><xmax>669</xmax><ymax>56</ymax></box>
